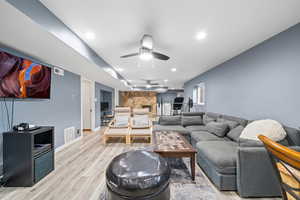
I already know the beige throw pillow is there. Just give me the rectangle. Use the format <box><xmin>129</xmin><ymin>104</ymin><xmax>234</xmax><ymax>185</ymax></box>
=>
<box><xmin>239</xmin><ymin>119</ymin><xmax>286</xmax><ymax>141</ymax></box>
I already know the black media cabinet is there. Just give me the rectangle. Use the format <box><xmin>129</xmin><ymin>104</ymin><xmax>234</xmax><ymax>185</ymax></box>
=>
<box><xmin>3</xmin><ymin>126</ymin><xmax>55</xmax><ymax>187</ymax></box>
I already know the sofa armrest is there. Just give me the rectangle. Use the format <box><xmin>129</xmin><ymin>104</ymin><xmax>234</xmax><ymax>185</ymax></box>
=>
<box><xmin>237</xmin><ymin>145</ymin><xmax>300</xmax><ymax>198</ymax></box>
<box><xmin>237</xmin><ymin>146</ymin><xmax>281</xmax><ymax>197</ymax></box>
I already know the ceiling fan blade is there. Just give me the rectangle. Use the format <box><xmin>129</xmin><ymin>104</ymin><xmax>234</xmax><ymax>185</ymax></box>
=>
<box><xmin>152</xmin><ymin>52</ymin><xmax>170</xmax><ymax>60</ymax></box>
<box><xmin>120</xmin><ymin>53</ymin><xmax>139</xmax><ymax>58</ymax></box>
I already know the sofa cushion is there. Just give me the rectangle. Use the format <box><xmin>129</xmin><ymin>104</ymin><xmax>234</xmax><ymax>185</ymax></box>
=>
<box><xmin>191</xmin><ymin>131</ymin><xmax>229</xmax><ymax>142</ymax></box>
<box><xmin>159</xmin><ymin>116</ymin><xmax>181</xmax><ymax>125</ymax></box>
<box><xmin>227</xmin><ymin>125</ymin><xmax>244</xmax><ymax>142</ymax></box>
<box><xmin>206</xmin><ymin>122</ymin><xmax>229</xmax><ymax>137</ymax></box>
<box><xmin>185</xmin><ymin>125</ymin><xmax>208</xmax><ymax>132</ymax></box>
<box><xmin>217</xmin><ymin>118</ymin><xmax>239</xmax><ymax>130</ymax></box>
<box><xmin>182</xmin><ymin>112</ymin><xmax>204</xmax><ymax>116</ymax></box>
<box><xmin>181</xmin><ymin>116</ymin><xmax>203</xmax><ymax>126</ymax></box>
<box><xmin>206</xmin><ymin>112</ymin><xmax>222</xmax><ymax>119</ymax></box>
<box><xmin>203</xmin><ymin>115</ymin><xmax>215</xmax><ymax>125</ymax></box>
<box><xmin>196</xmin><ymin>141</ymin><xmax>238</xmax><ymax>174</ymax></box>
<box><xmin>221</xmin><ymin>115</ymin><xmax>248</xmax><ymax>127</ymax></box>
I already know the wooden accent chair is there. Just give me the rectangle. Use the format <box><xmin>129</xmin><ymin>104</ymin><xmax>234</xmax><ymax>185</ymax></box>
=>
<box><xmin>258</xmin><ymin>135</ymin><xmax>300</xmax><ymax>200</ymax></box>
<box><xmin>129</xmin><ymin>108</ymin><xmax>153</xmax><ymax>143</ymax></box>
<box><xmin>103</xmin><ymin>114</ymin><xmax>130</xmax><ymax>144</ymax></box>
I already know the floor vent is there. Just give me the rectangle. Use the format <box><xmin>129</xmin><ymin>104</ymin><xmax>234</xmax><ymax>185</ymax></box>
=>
<box><xmin>64</xmin><ymin>127</ymin><xmax>76</xmax><ymax>144</ymax></box>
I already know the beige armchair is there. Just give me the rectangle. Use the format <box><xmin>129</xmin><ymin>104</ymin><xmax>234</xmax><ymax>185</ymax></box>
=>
<box><xmin>129</xmin><ymin>111</ymin><xmax>152</xmax><ymax>143</ymax></box>
<box><xmin>103</xmin><ymin>114</ymin><xmax>130</xmax><ymax>144</ymax></box>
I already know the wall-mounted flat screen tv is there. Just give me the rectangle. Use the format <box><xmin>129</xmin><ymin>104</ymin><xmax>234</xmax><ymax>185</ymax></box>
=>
<box><xmin>0</xmin><ymin>51</ymin><xmax>51</xmax><ymax>99</ymax></box>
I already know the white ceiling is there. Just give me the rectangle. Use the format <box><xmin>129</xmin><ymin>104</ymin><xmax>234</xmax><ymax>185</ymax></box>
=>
<box><xmin>41</xmin><ymin>0</ymin><xmax>300</xmax><ymax>88</ymax></box>
<box><xmin>0</xmin><ymin>1</ymin><xmax>127</xmax><ymax>90</ymax></box>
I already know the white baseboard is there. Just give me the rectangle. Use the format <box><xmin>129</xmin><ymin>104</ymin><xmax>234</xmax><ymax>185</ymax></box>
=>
<box><xmin>55</xmin><ymin>135</ymin><xmax>83</xmax><ymax>153</ymax></box>
<box><xmin>93</xmin><ymin>126</ymin><xmax>101</xmax><ymax>132</ymax></box>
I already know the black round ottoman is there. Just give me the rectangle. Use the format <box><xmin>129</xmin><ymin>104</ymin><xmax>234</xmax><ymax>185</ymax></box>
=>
<box><xmin>106</xmin><ymin>150</ymin><xmax>171</xmax><ymax>200</ymax></box>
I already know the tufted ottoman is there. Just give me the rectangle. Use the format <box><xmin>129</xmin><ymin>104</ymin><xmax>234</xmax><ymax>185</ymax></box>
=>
<box><xmin>106</xmin><ymin>150</ymin><xmax>171</xmax><ymax>200</ymax></box>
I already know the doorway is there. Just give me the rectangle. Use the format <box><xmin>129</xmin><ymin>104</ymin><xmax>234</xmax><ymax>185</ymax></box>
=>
<box><xmin>100</xmin><ymin>90</ymin><xmax>113</xmax><ymax>126</ymax></box>
<box><xmin>82</xmin><ymin>79</ymin><xmax>93</xmax><ymax>131</ymax></box>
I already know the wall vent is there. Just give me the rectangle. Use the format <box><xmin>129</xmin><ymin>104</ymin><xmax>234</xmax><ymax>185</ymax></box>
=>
<box><xmin>64</xmin><ymin>127</ymin><xmax>76</xmax><ymax>144</ymax></box>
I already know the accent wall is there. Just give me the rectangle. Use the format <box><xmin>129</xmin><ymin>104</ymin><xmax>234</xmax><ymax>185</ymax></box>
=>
<box><xmin>0</xmin><ymin>46</ymin><xmax>81</xmax><ymax>175</ymax></box>
<box><xmin>184</xmin><ymin>23</ymin><xmax>300</xmax><ymax>128</ymax></box>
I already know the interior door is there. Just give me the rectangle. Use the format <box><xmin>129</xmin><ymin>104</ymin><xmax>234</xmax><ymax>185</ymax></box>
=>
<box><xmin>83</xmin><ymin>80</ymin><xmax>92</xmax><ymax>130</ymax></box>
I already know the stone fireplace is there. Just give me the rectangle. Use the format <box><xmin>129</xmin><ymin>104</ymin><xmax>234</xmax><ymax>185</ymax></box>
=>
<box><xmin>119</xmin><ymin>91</ymin><xmax>157</xmax><ymax>116</ymax></box>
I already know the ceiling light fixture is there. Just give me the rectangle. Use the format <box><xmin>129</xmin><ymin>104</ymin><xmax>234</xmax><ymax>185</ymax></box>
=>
<box><xmin>171</xmin><ymin>68</ymin><xmax>177</xmax><ymax>72</ymax></box>
<box><xmin>146</xmin><ymin>84</ymin><xmax>151</xmax><ymax>88</ymax></box>
<box><xmin>196</xmin><ymin>31</ymin><xmax>207</xmax><ymax>40</ymax></box>
<box><xmin>164</xmin><ymin>79</ymin><xmax>168</xmax><ymax>82</ymax></box>
<box><xmin>139</xmin><ymin>52</ymin><xmax>153</xmax><ymax>61</ymax></box>
<box><xmin>85</xmin><ymin>32</ymin><xmax>95</xmax><ymax>40</ymax></box>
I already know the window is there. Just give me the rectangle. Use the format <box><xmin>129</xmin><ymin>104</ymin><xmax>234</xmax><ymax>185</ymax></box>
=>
<box><xmin>193</xmin><ymin>83</ymin><xmax>205</xmax><ymax>105</ymax></box>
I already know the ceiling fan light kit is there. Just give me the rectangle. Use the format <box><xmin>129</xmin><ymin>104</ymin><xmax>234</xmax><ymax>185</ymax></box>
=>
<box><xmin>121</xmin><ymin>34</ymin><xmax>170</xmax><ymax>61</ymax></box>
<box><xmin>139</xmin><ymin>51</ymin><xmax>153</xmax><ymax>61</ymax></box>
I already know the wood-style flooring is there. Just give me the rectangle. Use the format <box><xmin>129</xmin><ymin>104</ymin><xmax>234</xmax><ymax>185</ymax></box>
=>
<box><xmin>0</xmin><ymin>130</ymin><xmax>280</xmax><ymax>200</ymax></box>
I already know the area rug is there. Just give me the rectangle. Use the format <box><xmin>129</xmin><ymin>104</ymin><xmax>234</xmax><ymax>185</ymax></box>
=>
<box><xmin>99</xmin><ymin>147</ymin><xmax>219</xmax><ymax>200</ymax></box>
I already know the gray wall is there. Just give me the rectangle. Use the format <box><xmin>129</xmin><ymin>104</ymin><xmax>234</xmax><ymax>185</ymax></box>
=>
<box><xmin>184</xmin><ymin>23</ymin><xmax>300</xmax><ymax>128</ymax></box>
<box><xmin>157</xmin><ymin>91</ymin><xmax>183</xmax><ymax>103</ymax></box>
<box><xmin>95</xmin><ymin>82</ymin><xmax>115</xmax><ymax>128</ymax></box>
<box><xmin>0</xmin><ymin>47</ymin><xmax>81</xmax><ymax>174</ymax></box>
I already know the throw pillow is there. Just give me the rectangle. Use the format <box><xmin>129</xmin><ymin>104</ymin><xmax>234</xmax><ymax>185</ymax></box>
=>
<box><xmin>206</xmin><ymin>122</ymin><xmax>229</xmax><ymax>137</ymax></box>
<box><xmin>227</xmin><ymin>125</ymin><xmax>244</xmax><ymax>141</ymax></box>
<box><xmin>159</xmin><ymin>116</ymin><xmax>181</xmax><ymax>125</ymax></box>
<box><xmin>203</xmin><ymin>115</ymin><xmax>215</xmax><ymax>125</ymax></box>
<box><xmin>217</xmin><ymin>118</ymin><xmax>239</xmax><ymax>130</ymax></box>
<box><xmin>181</xmin><ymin>116</ymin><xmax>203</xmax><ymax>126</ymax></box>
<box><xmin>239</xmin><ymin>119</ymin><xmax>287</xmax><ymax>141</ymax></box>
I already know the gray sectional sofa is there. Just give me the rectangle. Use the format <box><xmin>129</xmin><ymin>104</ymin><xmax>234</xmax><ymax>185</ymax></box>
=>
<box><xmin>153</xmin><ymin>112</ymin><xmax>300</xmax><ymax>198</ymax></box>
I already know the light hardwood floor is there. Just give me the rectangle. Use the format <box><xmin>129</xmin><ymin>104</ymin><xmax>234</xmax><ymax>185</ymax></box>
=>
<box><xmin>0</xmin><ymin>130</ymin><xmax>280</xmax><ymax>200</ymax></box>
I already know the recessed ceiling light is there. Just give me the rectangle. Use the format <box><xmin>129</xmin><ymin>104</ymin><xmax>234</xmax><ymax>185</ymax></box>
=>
<box><xmin>85</xmin><ymin>32</ymin><xmax>95</xmax><ymax>40</ymax></box>
<box><xmin>171</xmin><ymin>68</ymin><xmax>177</xmax><ymax>72</ymax></box>
<box><xmin>146</xmin><ymin>85</ymin><xmax>151</xmax><ymax>88</ymax></box>
<box><xmin>128</xmin><ymin>80</ymin><xmax>132</xmax><ymax>82</ymax></box>
<box><xmin>164</xmin><ymin>79</ymin><xmax>168</xmax><ymax>82</ymax></box>
<box><xmin>115</xmin><ymin>67</ymin><xmax>124</xmax><ymax>72</ymax></box>
<box><xmin>196</xmin><ymin>31</ymin><xmax>207</xmax><ymax>40</ymax></box>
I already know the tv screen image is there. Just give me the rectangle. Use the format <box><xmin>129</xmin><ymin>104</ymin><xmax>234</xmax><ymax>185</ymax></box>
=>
<box><xmin>0</xmin><ymin>51</ymin><xmax>51</xmax><ymax>99</ymax></box>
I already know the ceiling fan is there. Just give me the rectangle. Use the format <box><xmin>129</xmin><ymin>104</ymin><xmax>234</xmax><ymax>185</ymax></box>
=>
<box><xmin>121</xmin><ymin>34</ymin><xmax>170</xmax><ymax>61</ymax></box>
<box><xmin>143</xmin><ymin>79</ymin><xmax>160</xmax><ymax>87</ymax></box>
